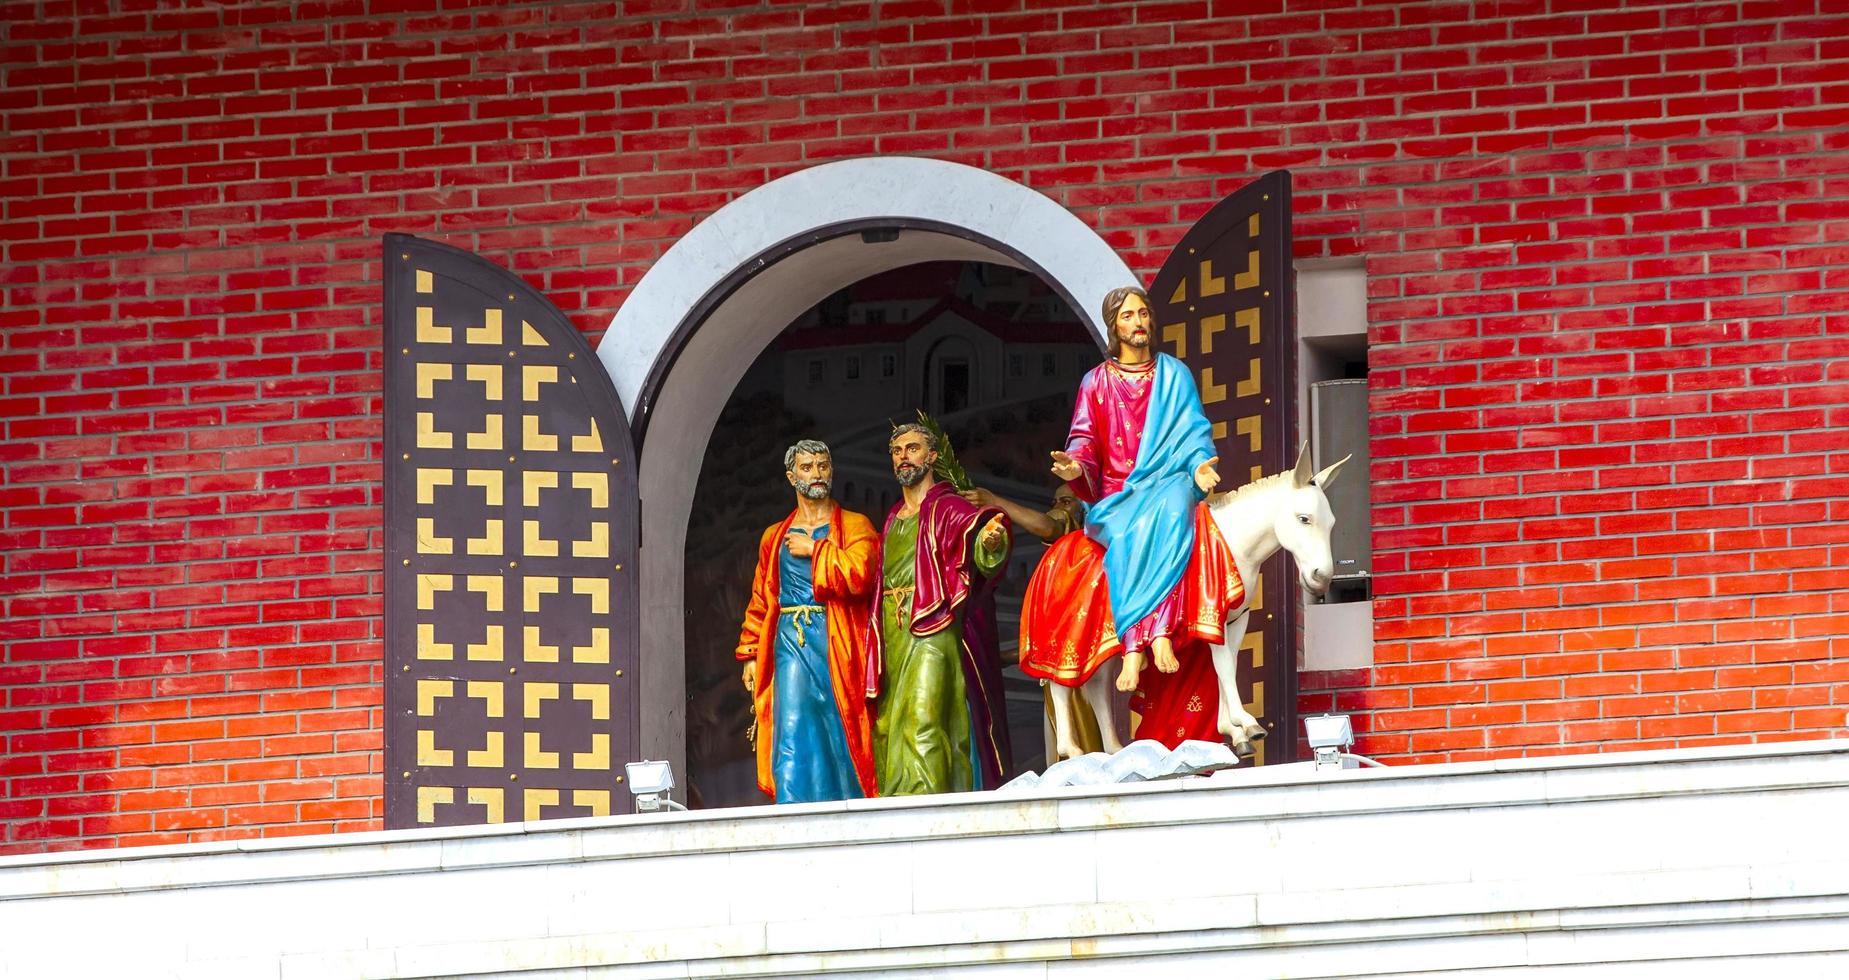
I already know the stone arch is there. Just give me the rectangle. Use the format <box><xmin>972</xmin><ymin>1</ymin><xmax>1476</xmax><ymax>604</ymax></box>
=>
<box><xmin>592</xmin><ymin>157</ymin><xmax>1134</xmax><ymax>774</ymax></box>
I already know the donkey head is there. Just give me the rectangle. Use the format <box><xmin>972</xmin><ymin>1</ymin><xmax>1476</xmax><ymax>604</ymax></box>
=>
<box><xmin>1276</xmin><ymin>443</ymin><xmax>1350</xmax><ymax>596</ymax></box>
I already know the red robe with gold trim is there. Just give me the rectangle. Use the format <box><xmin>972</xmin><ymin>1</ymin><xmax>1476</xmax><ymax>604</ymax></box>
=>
<box><xmin>1019</xmin><ymin>503</ymin><xmax>1243</xmax><ymax>693</ymax></box>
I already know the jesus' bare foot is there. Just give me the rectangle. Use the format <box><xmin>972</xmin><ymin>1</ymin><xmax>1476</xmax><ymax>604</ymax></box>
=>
<box><xmin>1115</xmin><ymin>649</ymin><xmax>1145</xmax><ymax>692</ymax></box>
<box><xmin>1152</xmin><ymin>636</ymin><xmax>1180</xmax><ymax>674</ymax></box>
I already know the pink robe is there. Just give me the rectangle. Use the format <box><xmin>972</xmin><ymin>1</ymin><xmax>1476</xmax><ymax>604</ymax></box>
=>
<box><xmin>1064</xmin><ymin>359</ymin><xmax>1187</xmax><ymax>653</ymax></box>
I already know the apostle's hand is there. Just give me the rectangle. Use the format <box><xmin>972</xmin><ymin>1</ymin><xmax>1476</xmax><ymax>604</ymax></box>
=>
<box><xmin>1050</xmin><ymin>450</ymin><xmax>1081</xmax><ymax>482</ymax></box>
<box><xmin>1194</xmin><ymin>456</ymin><xmax>1221</xmax><ymax>494</ymax></box>
<box><xmin>784</xmin><ymin>528</ymin><xmax>815</xmax><ymax>557</ymax></box>
<box><xmin>958</xmin><ymin>487</ymin><xmax>997</xmax><ymax>509</ymax></box>
<box><xmin>740</xmin><ymin>660</ymin><xmax>757</xmax><ymax>695</ymax></box>
<box><xmin>979</xmin><ymin>514</ymin><xmax>1007</xmax><ymax>551</ymax></box>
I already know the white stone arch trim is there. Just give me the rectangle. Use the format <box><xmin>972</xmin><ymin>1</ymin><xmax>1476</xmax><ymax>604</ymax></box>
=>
<box><xmin>592</xmin><ymin>157</ymin><xmax>1134</xmax><ymax>776</ymax></box>
<box><xmin>597</xmin><ymin>157</ymin><xmax>1132</xmax><ymax>419</ymax></box>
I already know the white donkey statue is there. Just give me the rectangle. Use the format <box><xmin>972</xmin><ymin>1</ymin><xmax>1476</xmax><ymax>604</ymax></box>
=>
<box><xmin>1048</xmin><ymin>443</ymin><xmax>1350</xmax><ymax>760</ymax></box>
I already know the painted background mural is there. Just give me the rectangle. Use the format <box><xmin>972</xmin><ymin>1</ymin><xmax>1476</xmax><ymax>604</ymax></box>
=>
<box><xmin>683</xmin><ymin>262</ymin><xmax>1093</xmax><ymax>807</ymax></box>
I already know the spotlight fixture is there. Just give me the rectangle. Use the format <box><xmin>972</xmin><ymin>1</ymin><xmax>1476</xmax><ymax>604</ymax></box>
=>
<box><xmin>624</xmin><ymin>760</ymin><xmax>686</xmax><ymax>812</ymax></box>
<box><xmin>1304</xmin><ymin>713</ymin><xmax>1384</xmax><ymax>771</ymax></box>
<box><xmin>858</xmin><ymin>227</ymin><xmax>901</xmax><ymax>244</ymax></box>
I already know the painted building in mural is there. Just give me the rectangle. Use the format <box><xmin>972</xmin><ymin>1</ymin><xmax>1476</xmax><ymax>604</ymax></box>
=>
<box><xmin>773</xmin><ymin>261</ymin><xmax>1089</xmax><ymax>425</ymax></box>
<box><xmin>3</xmin><ymin>0</ymin><xmax>1847</xmax><ymax>855</ymax></box>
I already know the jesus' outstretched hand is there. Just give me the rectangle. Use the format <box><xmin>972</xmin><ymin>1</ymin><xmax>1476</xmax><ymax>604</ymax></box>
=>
<box><xmin>1194</xmin><ymin>456</ymin><xmax>1220</xmax><ymax>494</ymax></box>
<box><xmin>1050</xmin><ymin>450</ymin><xmax>1081</xmax><ymax>483</ymax></box>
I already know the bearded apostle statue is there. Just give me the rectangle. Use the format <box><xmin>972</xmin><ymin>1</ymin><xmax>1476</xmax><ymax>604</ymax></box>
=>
<box><xmin>867</xmin><ymin>423</ymin><xmax>1012</xmax><ymax>795</ymax></box>
<box><xmin>735</xmin><ymin>439</ymin><xmax>879</xmax><ymax>803</ymax></box>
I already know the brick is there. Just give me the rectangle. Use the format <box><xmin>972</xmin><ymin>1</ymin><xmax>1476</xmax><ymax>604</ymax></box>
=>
<box><xmin>6</xmin><ymin>0</ymin><xmax>1845</xmax><ymax>851</ymax></box>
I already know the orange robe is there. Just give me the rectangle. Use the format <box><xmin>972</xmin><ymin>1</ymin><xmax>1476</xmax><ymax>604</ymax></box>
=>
<box><xmin>735</xmin><ymin>505</ymin><xmax>879</xmax><ymax>799</ymax></box>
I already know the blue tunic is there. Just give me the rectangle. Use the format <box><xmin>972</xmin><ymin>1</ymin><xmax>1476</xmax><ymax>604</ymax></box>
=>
<box><xmin>771</xmin><ymin>526</ymin><xmax>862</xmax><ymax>804</ymax></box>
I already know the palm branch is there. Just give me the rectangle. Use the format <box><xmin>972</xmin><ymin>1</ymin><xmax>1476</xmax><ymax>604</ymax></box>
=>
<box><xmin>915</xmin><ymin>409</ymin><xmax>973</xmax><ymax>492</ymax></box>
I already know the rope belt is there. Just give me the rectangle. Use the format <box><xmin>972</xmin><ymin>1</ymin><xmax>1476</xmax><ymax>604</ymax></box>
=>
<box><xmin>881</xmin><ymin>585</ymin><xmax>914</xmax><ymax>600</ymax></box>
<box><xmin>779</xmin><ymin>604</ymin><xmax>825</xmax><ymax>647</ymax></box>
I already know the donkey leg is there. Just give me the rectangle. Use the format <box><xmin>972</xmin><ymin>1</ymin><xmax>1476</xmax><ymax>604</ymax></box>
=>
<box><xmin>1083</xmin><ymin>670</ymin><xmax>1126</xmax><ymax>754</ymax></box>
<box><xmin>1049</xmin><ymin>681</ymin><xmax>1085</xmax><ymax>761</ymax></box>
<box><xmin>1211</xmin><ymin>610</ymin><xmax>1261</xmax><ymax>757</ymax></box>
<box><xmin>1211</xmin><ymin>612</ymin><xmax>1247</xmax><ymax>738</ymax></box>
<box><xmin>1209</xmin><ymin>641</ymin><xmax>1253</xmax><ymax>758</ymax></box>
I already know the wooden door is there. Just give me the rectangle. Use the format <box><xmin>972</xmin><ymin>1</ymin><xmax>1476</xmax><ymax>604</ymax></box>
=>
<box><xmin>1148</xmin><ymin>171</ymin><xmax>1300</xmax><ymax>763</ymax></box>
<box><xmin>382</xmin><ymin>234</ymin><xmax>641</xmax><ymax>826</ymax></box>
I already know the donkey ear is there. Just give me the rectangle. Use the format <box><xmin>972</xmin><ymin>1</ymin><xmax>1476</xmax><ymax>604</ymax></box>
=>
<box><xmin>1313</xmin><ymin>454</ymin><xmax>1352</xmax><ymax>489</ymax></box>
<box><xmin>1291</xmin><ymin>441</ymin><xmax>1313</xmax><ymax>488</ymax></box>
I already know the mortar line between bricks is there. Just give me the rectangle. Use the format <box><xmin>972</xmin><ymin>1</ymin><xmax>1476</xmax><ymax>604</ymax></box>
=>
<box><xmin>2</xmin><ymin>34</ymin><xmax>1837</xmax><ymax>92</ymax></box>
<box><xmin>9</xmin><ymin>96</ymin><xmax>1848</xmax><ymax>156</ymax></box>
<box><xmin>2</xmin><ymin>510</ymin><xmax>1833</xmax><ymax>573</ymax></box>
<box><xmin>10</xmin><ymin>588</ymin><xmax>1843</xmax><ymax>644</ymax></box>
<box><xmin>15</xmin><ymin>144</ymin><xmax>1849</xmax><ymax>218</ymax></box>
<box><xmin>15</xmin><ymin>238</ymin><xmax>1849</xmax><ymax>292</ymax></box>
<box><xmin>12</xmin><ymin>110</ymin><xmax>1849</xmax><ymax>172</ymax></box>
<box><xmin>8</xmin><ymin>295</ymin><xmax>1849</xmax><ymax>397</ymax></box>
<box><xmin>12</xmin><ymin>205</ymin><xmax>1849</xmax><ymax>284</ymax></box>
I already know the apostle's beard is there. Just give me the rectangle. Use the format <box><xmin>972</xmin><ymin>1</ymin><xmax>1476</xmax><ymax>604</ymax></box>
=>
<box><xmin>894</xmin><ymin>462</ymin><xmax>928</xmax><ymax>488</ymax></box>
<box><xmin>1116</xmin><ymin>326</ymin><xmax>1149</xmax><ymax>352</ymax></box>
<box><xmin>794</xmin><ymin>478</ymin><xmax>830</xmax><ymax>501</ymax></box>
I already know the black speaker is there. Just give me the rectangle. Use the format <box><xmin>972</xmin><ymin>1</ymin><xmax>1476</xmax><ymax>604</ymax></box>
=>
<box><xmin>1311</xmin><ymin>378</ymin><xmax>1370</xmax><ymax>583</ymax></box>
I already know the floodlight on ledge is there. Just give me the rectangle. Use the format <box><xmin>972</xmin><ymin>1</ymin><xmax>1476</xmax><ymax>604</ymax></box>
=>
<box><xmin>1303</xmin><ymin>713</ymin><xmax>1385</xmax><ymax>772</ymax></box>
<box><xmin>624</xmin><ymin>760</ymin><xmax>686</xmax><ymax>812</ymax></box>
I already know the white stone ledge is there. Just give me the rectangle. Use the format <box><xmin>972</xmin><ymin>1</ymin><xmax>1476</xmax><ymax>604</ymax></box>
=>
<box><xmin>3</xmin><ymin>740</ymin><xmax>1846</xmax><ymax>978</ymax></box>
<box><xmin>3</xmin><ymin>739</ymin><xmax>1842</xmax><ymax>899</ymax></box>
<box><xmin>242</xmin><ymin>893</ymin><xmax>1849</xmax><ymax>978</ymax></box>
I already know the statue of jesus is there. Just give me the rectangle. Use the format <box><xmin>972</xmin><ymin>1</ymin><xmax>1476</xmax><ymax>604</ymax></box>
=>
<box><xmin>1040</xmin><ymin>286</ymin><xmax>1239</xmax><ymax>693</ymax></box>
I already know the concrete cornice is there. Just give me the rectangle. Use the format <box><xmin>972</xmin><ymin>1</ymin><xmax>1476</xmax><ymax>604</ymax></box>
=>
<box><xmin>4</xmin><ymin>739</ymin><xmax>1843</xmax><ymax>899</ymax></box>
<box><xmin>6</xmin><ymin>739</ymin><xmax>1849</xmax><ymax>977</ymax></box>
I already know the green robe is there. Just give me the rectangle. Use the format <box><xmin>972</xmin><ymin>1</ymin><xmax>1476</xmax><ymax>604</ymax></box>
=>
<box><xmin>872</xmin><ymin>512</ymin><xmax>1008</xmax><ymax>795</ymax></box>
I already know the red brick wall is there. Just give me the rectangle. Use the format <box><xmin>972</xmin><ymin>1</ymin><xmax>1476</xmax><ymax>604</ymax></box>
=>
<box><xmin>4</xmin><ymin>0</ymin><xmax>1846</xmax><ymax>852</ymax></box>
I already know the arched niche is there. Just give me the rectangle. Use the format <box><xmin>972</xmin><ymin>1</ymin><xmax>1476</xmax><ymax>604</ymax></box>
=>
<box><xmin>594</xmin><ymin>157</ymin><xmax>1132</xmax><ymax>780</ymax></box>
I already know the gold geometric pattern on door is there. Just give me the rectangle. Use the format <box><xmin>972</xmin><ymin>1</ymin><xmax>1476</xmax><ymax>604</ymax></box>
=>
<box><xmin>384</xmin><ymin>234</ymin><xmax>640</xmax><ymax>828</ymax></box>
<box><xmin>1150</xmin><ymin>171</ymin><xmax>1299</xmax><ymax>763</ymax></box>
